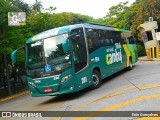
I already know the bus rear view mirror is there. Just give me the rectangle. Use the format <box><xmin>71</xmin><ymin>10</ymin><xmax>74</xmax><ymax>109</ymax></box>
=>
<box><xmin>11</xmin><ymin>49</ymin><xmax>18</xmax><ymax>63</ymax></box>
<box><xmin>11</xmin><ymin>47</ymin><xmax>25</xmax><ymax>63</ymax></box>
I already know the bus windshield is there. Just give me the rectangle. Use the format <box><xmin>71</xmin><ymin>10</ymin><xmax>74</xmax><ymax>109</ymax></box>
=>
<box><xmin>27</xmin><ymin>33</ymin><xmax>71</xmax><ymax>75</ymax></box>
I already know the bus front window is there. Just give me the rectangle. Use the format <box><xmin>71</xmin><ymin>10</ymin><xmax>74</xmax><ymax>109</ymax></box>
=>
<box><xmin>27</xmin><ymin>33</ymin><xmax>72</xmax><ymax>78</ymax></box>
<box><xmin>27</xmin><ymin>40</ymin><xmax>43</xmax><ymax>69</ymax></box>
<box><xmin>43</xmin><ymin>33</ymin><xmax>71</xmax><ymax>72</ymax></box>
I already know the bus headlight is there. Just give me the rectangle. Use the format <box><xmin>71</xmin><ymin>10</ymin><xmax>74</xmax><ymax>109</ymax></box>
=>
<box><xmin>61</xmin><ymin>74</ymin><xmax>72</xmax><ymax>83</ymax></box>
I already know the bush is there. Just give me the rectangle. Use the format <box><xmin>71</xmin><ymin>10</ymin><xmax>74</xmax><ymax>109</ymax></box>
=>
<box><xmin>136</xmin><ymin>44</ymin><xmax>146</xmax><ymax>57</ymax></box>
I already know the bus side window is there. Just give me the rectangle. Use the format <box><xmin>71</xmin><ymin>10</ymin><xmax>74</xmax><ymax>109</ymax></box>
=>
<box><xmin>99</xmin><ymin>29</ymin><xmax>111</xmax><ymax>46</ymax></box>
<box><xmin>86</xmin><ymin>28</ymin><xmax>94</xmax><ymax>52</ymax></box>
<box><xmin>110</xmin><ymin>31</ymin><xmax>117</xmax><ymax>45</ymax></box>
<box><xmin>86</xmin><ymin>28</ymin><xmax>100</xmax><ymax>53</ymax></box>
<box><xmin>100</xmin><ymin>30</ymin><xmax>112</xmax><ymax>46</ymax></box>
<box><xmin>99</xmin><ymin>30</ymin><xmax>104</xmax><ymax>46</ymax></box>
<box><xmin>110</xmin><ymin>39</ymin><xmax>114</xmax><ymax>45</ymax></box>
<box><xmin>128</xmin><ymin>36</ymin><xmax>135</xmax><ymax>44</ymax></box>
<box><xmin>120</xmin><ymin>33</ymin><xmax>127</xmax><ymax>44</ymax></box>
<box><xmin>87</xmin><ymin>36</ymin><xmax>93</xmax><ymax>48</ymax></box>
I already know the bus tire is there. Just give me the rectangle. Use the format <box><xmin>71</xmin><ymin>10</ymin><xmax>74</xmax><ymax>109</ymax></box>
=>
<box><xmin>127</xmin><ymin>57</ymin><xmax>133</xmax><ymax>70</ymax></box>
<box><xmin>89</xmin><ymin>70</ymin><xmax>101</xmax><ymax>90</ymax></box>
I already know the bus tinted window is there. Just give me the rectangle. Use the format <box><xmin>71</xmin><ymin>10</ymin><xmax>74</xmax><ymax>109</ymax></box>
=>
<box><xmin>99</xmin><ymin>30</ymin><xmax>113</xmax><ymax>46</ymax></box>
<box><xmin>112</xmin><ymin>31</ymin><xmax>127</xmax><ymax>44</ymax></box>
<box><xmin>111</xmin><ymin>31</ymin><xmax>119</xmax><ymax>43</ymax></box>
<box><xmin>86</xmin><ymin>28</ymin><xmax>134</xmax><ymax>52</ymax></box>
<box><xmin>120</xmin><ymin>33</ymin><xmax>127</xmax><ymax>44</ymax></box>
<box><xmin>128</xmin><ymin>36</ymin><xmax>135</xmax><ymax>44</ymax></box>
<box><xmin>86</xmin><ymin>28</ymin><xmax>100</xmax><ymax>53</ymax></box>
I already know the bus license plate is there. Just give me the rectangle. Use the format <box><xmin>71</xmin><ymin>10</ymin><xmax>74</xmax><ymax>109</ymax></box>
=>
<box><xmin>44</xmin><ymin>88</ymin><xmax>52</xmax><ymax>93</ymax></box>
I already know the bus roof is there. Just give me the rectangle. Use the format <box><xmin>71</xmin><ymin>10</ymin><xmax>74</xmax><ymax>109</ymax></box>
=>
<box><xmin>26</xmin><ymin>23</ymin><xmax>129</xmax><ymax>44</ymax></box>
<box><xmin>26</xmin><ymin>24</ymin><xmax>83</xmax><ymax>43</ymax></box>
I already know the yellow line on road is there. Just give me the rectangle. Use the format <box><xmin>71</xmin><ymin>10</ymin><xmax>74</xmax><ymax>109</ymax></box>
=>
<box><xmin>138</xmin><ymin>84</ymin><xmax>160</xmax><ymax>90</ymax></box>
<box><xmin>0</xmin><ymin>91</ymin><xmax>30</xmax><ymax>102</ymax></box>
<box><xmin>73</xmin><ymin>94</ymin><xmax>160</xmax><ymax>120</ymax></box>
<box><xmin>136</xmin><ymin>117</ymin><xmax>160</xmax><ymax>120</ymax></box>
<box><xmin>75</xmin><ymin>84</ymin><xmax>160</xmax><ymax>112</ymax></box>
<box><xmin>75</xmin><ymin>85</ymin><xmax>131</xmax><ymax>111</ymax></box>
<box><xmin>52</xmin><ymin>84</ymin><xmax>160</xmax><ymax>120</ymax></box>
<box><xmin>52</xmin><ymin>85</ymin><xmax>130</xmax><ymax>120</ymax></box>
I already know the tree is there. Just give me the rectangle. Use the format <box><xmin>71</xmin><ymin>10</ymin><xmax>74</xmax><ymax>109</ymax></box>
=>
<box><xmin>45</xmin><ymin>6</ymin><xmax>56</xmax><ymax>14</ymax></box>
<box><xmin>104</xmin><ymin>1</ymin><xmax>130</xmax><ymax>29</ymax></box>
<box><xmin>131</xmin><ymin>0</ymin><xmax>160</xmax><ymax>34</ymax></box>
<box><xmin>32</xmin><ymin>0</ymin><xmax>43</xmax><ymax>13</ymax></box>
<box><xmin>106</xmin><ymin>1</ymin><xmax>129</xmax><ymax>18</ymax></box>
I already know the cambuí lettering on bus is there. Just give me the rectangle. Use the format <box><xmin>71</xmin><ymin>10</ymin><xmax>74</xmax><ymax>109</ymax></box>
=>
<box><xmin>106</xmin><ymin>48</ymin><xmax>122</xmax><ymax>65</ymax></box>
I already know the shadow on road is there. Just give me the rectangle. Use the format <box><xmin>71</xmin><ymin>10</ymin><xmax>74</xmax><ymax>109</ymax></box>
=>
<box><xmin>101</xmin><ymin>66</ymin><xmax>138</xmax><ymax>85</ymax></box>
<box><xmin>39</xmin><ymin>89</ymin><xmax>89</xmax><ymax>105</ymax></box>
<box><xmin>39</xmin><ymin>65</ymin><xmax>138</xmax><ymax>105</ymax></box>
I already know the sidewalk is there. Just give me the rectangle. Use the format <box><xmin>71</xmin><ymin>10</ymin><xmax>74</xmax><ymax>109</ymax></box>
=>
<box><xmin>0</xmin><ymin>81</ymin><xmax>29</xmax><ymax>103</ymax></box>
<box><xmin>0</xmin><ymin>90</ymin><xmax>30</xmax><ymax>102</ymax></box>
<box><xmin>138</xmin><ymin>56</ymin><xmax>160</xmax><ymax>62</ymax></box>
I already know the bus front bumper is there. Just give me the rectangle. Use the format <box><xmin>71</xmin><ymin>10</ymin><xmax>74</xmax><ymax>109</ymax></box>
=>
<box><xmin>28</xmin><ymin>83</ymin><xmax>78</xmax><ymax>97</ymax></box>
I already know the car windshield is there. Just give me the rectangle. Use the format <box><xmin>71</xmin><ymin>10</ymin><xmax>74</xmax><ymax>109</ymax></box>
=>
<box><xmin>27</xmin><ymin>33</ymin><xmax>71</xmax><ymax>74</ymax></box>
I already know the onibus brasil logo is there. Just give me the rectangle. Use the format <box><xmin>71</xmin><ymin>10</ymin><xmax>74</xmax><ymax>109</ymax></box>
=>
<box><xmin>106</xmin><ymin>49</ymin><xmax>122</xmax><ymax>65</ymax></box>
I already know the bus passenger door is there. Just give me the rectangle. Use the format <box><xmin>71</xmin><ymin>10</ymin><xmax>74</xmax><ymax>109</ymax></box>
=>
<box><xmin>70</xmin><ymin>28</ymin><xmax>91</xmax><ymax>90</ymax></box>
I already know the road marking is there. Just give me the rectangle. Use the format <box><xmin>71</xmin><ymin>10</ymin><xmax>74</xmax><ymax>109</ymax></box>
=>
<box><xmin>80</xmin><ymin>84</ymin><xmax>160</xmax><ymax>109</ymax></box>
<box><xmin>73</xmin><ymin>84</ymin><xmax>160</xmax><ymax>112</ymax></box>
<box><xmin>0</xmin><ymin>91</ymin><xmax>30</xmax><ymax>102</ymax></box>
<box><xmin>73</xmin><ymin>94</ymin><xmax>160</xmax><ymax>120</ymax></box>
<box><xmin>52</xmin><ymin>84</ymin><xmax>160</xmax><ymax>120</ymax></box>
<box><xmin>52</xmin><ymin>85</ymin><xmax>130</xmax><ymax>120</ymax></box>
<box><xmin>138</xmin><ymin>84</ymin><xmax>160</xmax><ymax>90</ymax></box>
<box><xmin>75</xmin><ymin>85</ymin><xmax>131</xmax><ymax>111</ymax></box>
<box><xmin>136</xmin><ymin>117</ymin><xmax>160</xmax><ymax>120</ymax></box>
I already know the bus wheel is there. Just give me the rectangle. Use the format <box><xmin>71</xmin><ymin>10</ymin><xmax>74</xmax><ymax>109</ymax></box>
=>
<box><xmin>127</xmin><ymin>58</ymin><xmax>133</xmax><ymax>70</ymax></box>
<box><xmin>89</xmin><ymin>70</ymin><xmax>101</xmax><ymax>89</ymax></box>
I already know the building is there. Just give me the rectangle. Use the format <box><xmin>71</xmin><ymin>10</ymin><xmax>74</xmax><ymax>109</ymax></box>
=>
<box><xmin>137</xmin><ymin>17</ymin><xmax>160</xmax><ymax>58</ymax></box>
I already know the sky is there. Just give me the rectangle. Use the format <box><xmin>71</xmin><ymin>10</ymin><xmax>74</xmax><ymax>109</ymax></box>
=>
<box><xmin>24</xmin><ymin>0</ymin><xmax>135</xmax><ymax>18</ymax></box>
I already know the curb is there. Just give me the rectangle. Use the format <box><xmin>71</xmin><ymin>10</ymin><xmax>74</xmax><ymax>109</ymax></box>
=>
<box><xmin>0</xmin><ymin>90</ymin><xmax>30</xmax><ymax>103</ymax></box>
<box><xmin>138</xmin><ymin>58</ymin><xmax>160</xmax><ymax>62</ymax></box>
<box><xmin>139</xmin><ymin>59</ymin><xmax>152</xmax><ymax>61</ymax></box>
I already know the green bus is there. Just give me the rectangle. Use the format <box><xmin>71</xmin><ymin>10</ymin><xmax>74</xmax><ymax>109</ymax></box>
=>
<box><xmin>11</xmin><ymin>23</ymin><xmax>138</xmax><ymax>97</ymax></box>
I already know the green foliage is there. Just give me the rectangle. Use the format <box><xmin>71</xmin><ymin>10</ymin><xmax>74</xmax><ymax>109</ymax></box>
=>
<box><xmin>106</xmin><ymin>1</ymin><xmax>129</xmax><ymax>18</ymax></box>
<box><xmin>0</xmin><ymin>0</ymin><xmax>95</xmax><ymax>63</ymax></box>
<box><xmin>32</xmin><ymin>1</ymin><xmax>43</xmax><ymax>13</ymax></box>
<box><xmin>104</xmin><ymin>1</ymin><xmax>134</xmax><ymax>29</ymax></box>
<box><xmin>1</xmin><ymin>0</ymin><xmax>160</xmax><ymax>61</ymax></box>
<box><xmin>27</xmin><ymin>12</ymin><xmax>94</xmax><ymax>35</ymax></box>
<box><xmin>103</xmin><ymin>0</ymin><xmax>160</xmax><ymax>56</ymax></box>
<box><xmin>136</xmin><ymin>43</ymin><xmax>146</xmax><ymax>56</ymax></box>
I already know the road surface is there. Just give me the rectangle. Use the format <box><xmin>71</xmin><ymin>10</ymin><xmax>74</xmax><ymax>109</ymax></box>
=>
<box><xmin>0</xmin><ymin>61</ymin><xmax>160</xmax><ymax>120</ymax></box>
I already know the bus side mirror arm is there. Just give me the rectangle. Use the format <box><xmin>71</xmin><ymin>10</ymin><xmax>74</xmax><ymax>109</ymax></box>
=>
<box><xmin>11</xmin><ymin>46</ymin><xmax>25</xmax><ymax>63</ymax></box>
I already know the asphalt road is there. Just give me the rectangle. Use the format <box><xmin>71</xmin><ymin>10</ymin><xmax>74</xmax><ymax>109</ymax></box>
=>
<box><xmin>0</xmin><ymin>61</ymin><xmax>160</xmax><ymax>120</ymax></box>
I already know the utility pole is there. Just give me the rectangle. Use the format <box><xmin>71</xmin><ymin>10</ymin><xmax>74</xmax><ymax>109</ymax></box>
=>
<box><xmin>3</xmin><ymin>53</ymin><xmax>12</xmax><ymax>95</ymax></box>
